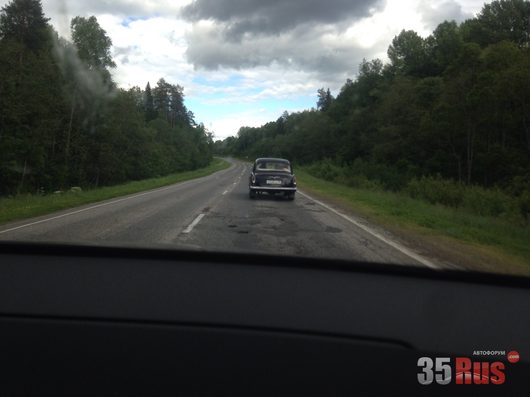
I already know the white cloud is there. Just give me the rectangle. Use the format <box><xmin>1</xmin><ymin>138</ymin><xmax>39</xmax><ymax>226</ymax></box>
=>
<box><xmin>209</xmin><ymin>112</ymin><xmax>272</xmax><ymax>140</ymax></box>
<box><xmin>97</xmin><ymin>16</ymin><xmax>194</xmax><ymax>89</ymax></box>
<box><xmin>0</xmin><ymin>0</ymin><xmax>490</xmax><ymax>138</ymax></box>
<box><xmin>418</xmin><ymin>0</ymin><xmax>472</xmax><ymax>30</ymax></box>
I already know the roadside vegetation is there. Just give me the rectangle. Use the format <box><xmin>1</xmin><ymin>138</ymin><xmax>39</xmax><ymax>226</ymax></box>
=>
<box><xmin>217</xmin><ymin>0</ymin><xmax>530</xmax><ymax>265</ymax></box>
<box><xmin>296</xmin><ymin>168</ymin><xmax>530</xmax><ymax>266</ymax></box>
<box><xmin>0</xmin><ymin>0</ymin><xmax>214</xmax><ymax>197</ymax></box>
<box><xmin>0</xmin><ymin>158</ymin><xmax>230</xmax><ymax>225</ymax></box>
<box><xmin>304</xmin><ymin>159</ymin><xmax>530</xmax><ymax>224</ymax></box>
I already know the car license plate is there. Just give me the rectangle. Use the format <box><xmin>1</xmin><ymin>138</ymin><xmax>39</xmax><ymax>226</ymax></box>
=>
<box><xmin>266</xmin><ymin>180</ymin><xmax>282</xmax><ymax>185</ymax></box>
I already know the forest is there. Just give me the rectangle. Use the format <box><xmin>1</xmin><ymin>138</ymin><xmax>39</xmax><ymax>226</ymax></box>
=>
<box><xmin>0</xmin><ymin>0</ymin><xmax>213</xmax><ymax>196</ymax></box>
<box><xmin>217</xmin><ymin>0</ymin><xmax>530</xmax><ymax>221</ymax></box>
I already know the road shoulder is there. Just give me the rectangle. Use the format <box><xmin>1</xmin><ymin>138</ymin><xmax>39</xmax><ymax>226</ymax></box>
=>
<box><xmin>297</xmin><ymin>178</ymin><xmax>530</xmax><ymax>277</ymax></box>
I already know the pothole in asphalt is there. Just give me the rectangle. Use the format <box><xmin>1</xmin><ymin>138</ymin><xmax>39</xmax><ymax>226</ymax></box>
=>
<box><xmin>228</xmin><ymin>224</ymin><xmax>237</xmax><ymax>228</ymax></box>
<box><xmin>237</xmin><ymin>230</ymin><xmax>249</xmax><ymax>234</ymax></box>
<box><xmin>326</xmin><ymin>226</ymin><xmax>342</xmax><ymax>233</ymax></box>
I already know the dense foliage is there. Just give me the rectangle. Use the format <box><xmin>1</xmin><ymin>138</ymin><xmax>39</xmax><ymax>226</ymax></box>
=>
<box><xmin>0</xmin><ymin>0</ymin><xmax>213</xmax><ymax>196</ymax></box>
<box><xmin>218</xmin><ymin>0</ymin><xmax>530</xmax><ymax>219</ymax></box>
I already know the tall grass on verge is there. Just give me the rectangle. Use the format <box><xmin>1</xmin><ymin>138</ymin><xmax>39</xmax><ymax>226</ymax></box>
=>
<box><xmin>304</xmin><ymin>159</ymin><xmax>529</xmax><ymax>224</ymax></box>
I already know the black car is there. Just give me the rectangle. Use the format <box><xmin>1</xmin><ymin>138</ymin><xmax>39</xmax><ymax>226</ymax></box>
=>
<box><xmin>249</xmin><ymin>158</ymin><xmax>297</xmax><ymax>200</ymax></box>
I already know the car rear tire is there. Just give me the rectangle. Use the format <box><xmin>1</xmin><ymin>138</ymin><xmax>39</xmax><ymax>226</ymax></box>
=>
<box><xmin>249</xmin><ymin>190</ymin><xmax>256</xmax><ymax>199</ymax></box>
<box><xmin>287</xmin><ymin>192</ymin><xmax>295</xmax><ymax>201</ymax></box>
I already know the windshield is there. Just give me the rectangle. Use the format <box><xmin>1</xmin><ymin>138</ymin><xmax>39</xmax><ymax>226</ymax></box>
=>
<box><xmin>0</xmin><ymin>0</ymin><xmax>529</xmax><ymax>277</ymax></box>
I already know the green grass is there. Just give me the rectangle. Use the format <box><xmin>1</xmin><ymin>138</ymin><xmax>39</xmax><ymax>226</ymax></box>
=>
<box><xmin>0</xmin><ymin>158</ymin><xmax>231</xmax><ymax>225</ymax></box>
<box><xmin>296</xmin><ymin>168</ymin><xmax>530</xmax><ymax>265</ymax></box>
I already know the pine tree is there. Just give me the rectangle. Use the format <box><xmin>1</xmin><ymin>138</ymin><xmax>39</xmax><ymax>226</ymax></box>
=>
<box><xmin>144</xmin><ymin>82</ymin><xmax>157</xmax><ymax>122</ymax></box>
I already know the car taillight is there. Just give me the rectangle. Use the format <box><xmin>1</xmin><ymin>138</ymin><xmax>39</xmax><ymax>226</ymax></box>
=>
<box><xmin>293</xmin><ymin>175</ymin><xmax>297</xmax><ymax>186</ymax></box>
<box><xmin>251</xmin><ymin>174</ymin><xmax>256</xmax><ymax>184</ymax></box>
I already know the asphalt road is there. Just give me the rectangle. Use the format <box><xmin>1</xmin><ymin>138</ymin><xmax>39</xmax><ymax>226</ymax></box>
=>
<box><xmin>0</xmin><ymin>159</ymin><xmax>438</xmax><ymax>267</ymax></box>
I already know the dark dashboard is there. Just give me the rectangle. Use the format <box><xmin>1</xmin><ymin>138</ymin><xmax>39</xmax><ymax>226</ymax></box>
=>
<box><xmin>0</xmin><ymin>242</ymin><xmax>528</xmax><ymax>396</ymax></box>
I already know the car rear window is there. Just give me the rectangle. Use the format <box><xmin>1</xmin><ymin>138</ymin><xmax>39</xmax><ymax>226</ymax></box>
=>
<box><xmin>256</xmin><ymin>161</ymin><xmax>291</xmax><ymax>172</ymax></box>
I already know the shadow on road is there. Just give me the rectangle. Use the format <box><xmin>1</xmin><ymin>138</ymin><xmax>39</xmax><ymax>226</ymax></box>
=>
<box><xmin>247</xmin><ymin>192</ymin><xmax>295</xmax><ymax>202</ymax></box>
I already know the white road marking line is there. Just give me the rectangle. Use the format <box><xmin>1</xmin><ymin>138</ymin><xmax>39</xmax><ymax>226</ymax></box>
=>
<box><xmin>298</xmin><ymin>190</ymin><xmax>440</xmax><ymax>269</ymax></box>
<box><xmin>0</xmin><ymin>165</ymin><xmax>233</xmax><ymax>236</ymax></box>
<box><xmin>222</xmin><ymin>190</ymin><xmax>229</xmax><ymax>195</ymax></box>
<box><xmin>182</xmin><ymin>213</ymin><xmax>206</xmax><ymax>234</ymax></box>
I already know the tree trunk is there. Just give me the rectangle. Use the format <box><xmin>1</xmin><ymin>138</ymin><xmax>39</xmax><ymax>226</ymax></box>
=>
<box><xmin>466</xmin><ymin>124</ymin><xmax>475</xmax><ymax>185</ymax></box>
<box><xmin>17</xmin><ymin>159</ymin><xmax>27</xmax><ymax>195</ymax></box>
<box><xmin>522</xmin><ymin>96</ymin><xmax>529</xmax><ymax>149</ymax></box>
<box><xmin>449</xmin><ymin>126</ymin><xmax>462</xmax><ymax>183</ymax></box>
<box><xmin>523</xmin><ymin>115</ymin><xmax>530</xmax><ymax>148</ymax></box>
<box><xmin>65</xmin><ymin>89</ymin><xmax>76</xmax><ymax>165</ymax></box>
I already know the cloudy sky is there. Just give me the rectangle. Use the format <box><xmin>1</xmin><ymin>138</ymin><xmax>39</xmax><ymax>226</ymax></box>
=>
<box><xmin>4</xmin><ymin>0</ymin><xmax>489</xmax><ymax>138</ymax></box>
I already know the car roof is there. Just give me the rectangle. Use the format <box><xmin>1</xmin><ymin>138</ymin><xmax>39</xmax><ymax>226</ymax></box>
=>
<box><xmin>255</xmin><ymin>158</ymin><xmax>290</xmax><ymax>163</ymax></box>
